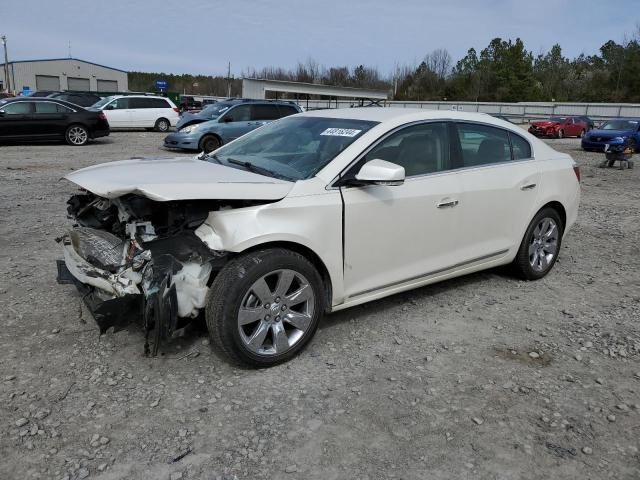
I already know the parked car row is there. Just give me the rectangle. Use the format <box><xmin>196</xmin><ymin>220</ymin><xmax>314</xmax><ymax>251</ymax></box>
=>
<box><xmin>0</xmin><ymin>94</ymin><xmax>182</xmax><ymax>145</ymax></box>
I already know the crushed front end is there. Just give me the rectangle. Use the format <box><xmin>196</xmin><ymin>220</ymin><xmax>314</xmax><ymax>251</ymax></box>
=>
<box><xmin>56</xmin><ymin>192</ymin><xmax>242</xmax><ymax>354</ymax></box>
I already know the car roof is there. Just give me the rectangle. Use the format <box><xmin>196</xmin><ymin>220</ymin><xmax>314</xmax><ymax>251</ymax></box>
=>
<box><xmin>299</xmin><ymin>107</ymin><xmax>504</xmax><ymax>123</ymax></box>
<box><xmin>0</xmin><ymin>96</ymin><xmax>83</xmax><ymax>108</ymax></box>
<box><xmin>108</xmin><ymin>94</ymin><xmax>168</xmax><ymax>99</ymax></box>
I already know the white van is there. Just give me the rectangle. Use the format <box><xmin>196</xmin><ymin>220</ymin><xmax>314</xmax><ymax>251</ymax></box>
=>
<box><xmin>91</xmin><ymin>95</ymin><xmax>179</xmax><ymax>131</ymax></box>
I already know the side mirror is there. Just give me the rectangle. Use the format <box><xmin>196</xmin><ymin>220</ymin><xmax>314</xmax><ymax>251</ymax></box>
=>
<box><xmin>354</xmin><ymin>159</ymin><xmax>405</xmax><ymax>186</ymax></box>
<box><xmin>221</xmin><ymin>116</ymin><xmax>233</xmax><ymax>123</ymax></box>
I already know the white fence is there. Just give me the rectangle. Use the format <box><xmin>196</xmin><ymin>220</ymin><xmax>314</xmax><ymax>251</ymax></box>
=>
<box><xmin>291</xmin><ymin>99</ymin><xmax>640</xmax><ymax>121</ymax></box>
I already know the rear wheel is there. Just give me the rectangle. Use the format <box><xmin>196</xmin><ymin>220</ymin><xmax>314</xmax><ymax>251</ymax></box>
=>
<box><xmin>154</xmin><ymin>118</ymin><xmax>170</xmax><ymax>132</ymax></box>
<box><xmin>199</xmin><ymin>135</ymin><xmax>221</xmax><ymax>153</ymax></box>
<box><xmin>512</xmin><ymin>208</ymin><xmax>563</xmax><ymax>280</ymax></box>
<box><xmin>206</xmin><ymin>248</ymin><xmax>324</xmax><ymax>367</ymax></box>
<box><xmin>65</xmin><ymin>125</ymin><xmax>89</xmax><ymax>146</ymax></box>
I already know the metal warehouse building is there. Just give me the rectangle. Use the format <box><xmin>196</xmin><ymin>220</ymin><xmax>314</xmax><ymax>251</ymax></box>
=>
<box><xmin>0</xmin><ymin>57</ymin><xmax>128</xmax><ymax>93</ymax></box>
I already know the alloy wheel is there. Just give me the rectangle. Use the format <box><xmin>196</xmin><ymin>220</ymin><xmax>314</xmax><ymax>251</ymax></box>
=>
<box><xmin>68</xmin><ymin>127</ymin><xmax>88</xmax><ymax>145</ymax></box>
<box><xmin>157</xmin><ymin>119</ymin><xmax>169</xmax><ymax>132</ymax></box>
<box><xmin>528</xmin><ymin>217</ymin><xmax>559</xmax><ymax>272</ymax></box>
<box><xmin>237</xmin><ymin>269</ymin><xmax>315</xmax><ymax>356</ymax></box>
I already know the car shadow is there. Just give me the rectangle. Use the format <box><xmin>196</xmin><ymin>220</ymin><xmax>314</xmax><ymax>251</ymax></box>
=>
<box><xmin>320</xmin><ymin>265</ymin><xmax>515</xmax><ymax>330</ymax></box>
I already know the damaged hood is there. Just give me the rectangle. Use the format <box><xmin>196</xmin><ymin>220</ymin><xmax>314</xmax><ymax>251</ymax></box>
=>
<box><xmin>64</xmin><ymin>157</ymin><xmax>294</xmax><ymax>201</ymax></box>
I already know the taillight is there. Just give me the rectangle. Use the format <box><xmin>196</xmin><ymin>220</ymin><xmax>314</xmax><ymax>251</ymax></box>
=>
<box><xmin>98</xmin><ymin>111</ymin><xmax>106</xmax><ymax>121</ymax></box>
<box><xmin>173</xmin><ymin>107</ymin><xmax>180</xmax><ymax>113</ymax></box>
<box><xmin>573</xmin><ymin>165</ymin><xmax>581</xmax><ymax>182</ymax></box>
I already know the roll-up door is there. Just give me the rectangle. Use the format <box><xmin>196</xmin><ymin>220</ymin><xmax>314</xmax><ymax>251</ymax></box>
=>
<box><xmin>67</xmin><ymin>77</ymin><xmax>90</xmax><ymax>91</ymax></box>
<box><xmin>35</xmin><ymin>75</ymin><xmax>61</xmax><ymax>90</ymax></box>
<box><xmin>97</xmin><ymin>79</ymin><xmax>118</xmax><ymax>92</ymax></box>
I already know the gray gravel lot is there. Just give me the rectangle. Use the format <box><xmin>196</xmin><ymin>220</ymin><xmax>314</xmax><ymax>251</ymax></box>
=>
<box><xmin>1</xmin><ymin>131</ymin><xmax>639</xmax><ymax>480</ymax></box>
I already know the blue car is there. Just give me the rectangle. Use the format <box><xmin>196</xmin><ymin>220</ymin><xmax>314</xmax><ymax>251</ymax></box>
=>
<box><xmin>164</xmin><ymin>99</ymin><xmax>301</xmax><ymax>152</ymax></box>
<box><xmin>581</xmin><ymin>118</ymin><xmax>640</xmax><ymax>152</ymax></box>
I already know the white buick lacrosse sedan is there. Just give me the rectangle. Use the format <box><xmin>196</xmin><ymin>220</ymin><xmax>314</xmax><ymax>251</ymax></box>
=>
<box><xmin>58</xmin><ymin>108</ymin><xmax>580</xmax><ymax>366</ymax></box>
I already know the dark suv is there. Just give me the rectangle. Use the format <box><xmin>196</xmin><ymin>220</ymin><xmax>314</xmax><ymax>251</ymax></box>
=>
<box><xmin>164</xmin><ymin>99</ymin><xmax>301</xmax><ymax>152</ymax></box>
<box><xmin>49</xmin><ymin>92</ymin><xmax>102</xmax><ymax>107</ymax></box>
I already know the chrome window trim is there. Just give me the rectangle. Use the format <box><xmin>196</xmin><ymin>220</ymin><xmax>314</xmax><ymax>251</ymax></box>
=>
<box><xmin>327</xmin><ymin>118</ymin><xmax>535</xmax><ymax>189</ymax></box>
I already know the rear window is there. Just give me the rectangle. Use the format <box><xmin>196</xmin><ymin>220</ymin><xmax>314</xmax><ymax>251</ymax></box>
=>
<box><xmin>130</xmin><ymin>97</ymin><xmax>171</xmax><ymax>109</ymax></box>
<box><xmin>510</xmin><ymin>133</ymin><xmax>532</xmax><ymax>159</ymax></box>
<box><xmin>278</xmin><ymin>105</ymin><xmax>299</xmax><ymax>117</ymax></box>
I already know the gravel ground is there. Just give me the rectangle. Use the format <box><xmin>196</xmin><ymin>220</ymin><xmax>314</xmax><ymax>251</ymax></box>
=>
<box><xmin>0</xmin><ymin>131</ymin><xmax>639</xmax><ymax>480</ymax></box>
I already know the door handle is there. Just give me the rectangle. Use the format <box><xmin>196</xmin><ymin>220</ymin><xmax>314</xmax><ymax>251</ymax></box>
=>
<box><xmin>437</xmin><ymin>200</ymin><xmax>459</xmax><ymax>208</ymax></box>
<box><xmin>520</xmin><ymin>183</ymin><xmax>537</xmax><ymax>190</ymax></box>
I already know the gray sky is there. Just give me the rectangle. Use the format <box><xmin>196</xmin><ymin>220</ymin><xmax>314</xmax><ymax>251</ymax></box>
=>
<box><xmin>3</xmin><ymin>0</ymin><xmax>637</xmax><ymax>76</ymax></box>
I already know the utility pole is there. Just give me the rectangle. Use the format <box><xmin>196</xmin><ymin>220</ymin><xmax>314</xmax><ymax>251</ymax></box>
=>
<box><xmin>227</xmin><ymin>61</ymin><xmax>231</xmax><ymax>98</ymax></box>
<box><xmin>68</xmin><ymin>40</ymin><xmax>72</xmax><ymax>59</ymax></box>
<box><xmin>1</xmin><ymin>35</ymin><xmax>10</xmax><ymax>93</ymax></box>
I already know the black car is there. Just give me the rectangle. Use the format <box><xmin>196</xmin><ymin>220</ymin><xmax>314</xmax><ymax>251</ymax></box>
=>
<box><xmin>49</xmin><ymin>92</ymin><xmax>102</xmax><ymax>107</ymax></box>
<box><xmin>0</xmin><ymin>97</ymin><xmax>110</xmax><ymax>146</ymax></box>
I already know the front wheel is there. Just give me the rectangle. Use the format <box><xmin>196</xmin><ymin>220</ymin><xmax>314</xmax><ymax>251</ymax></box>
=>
<box><xmin>512</xmin><ymin>208</ymin><xmax>563</xmax><ymax>280</ymax></box>
<box><xmin>154</xmin><ymin>118</ymin><xmax>170</xmax><ymax>132</ymax></box>
<box><xmin>206</xmin><ymin>248</ymin><xmax>324</xmax><ymax>367</ymax></box>
<box><xmin>199</xmin><ymin>135</ymin><xmax>221</xmax><ymax>153</ymax></box>
<box><xmin>65</xmin><ymin>125</ymin><xmax>89</xmax><ymax>146</ymax></box>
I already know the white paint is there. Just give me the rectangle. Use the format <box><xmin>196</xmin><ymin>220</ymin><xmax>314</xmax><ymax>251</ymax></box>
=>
<box><xmin>64</xmin><ymin>157</ymin><xmax>293</xmax><ymax>201</ymax></box>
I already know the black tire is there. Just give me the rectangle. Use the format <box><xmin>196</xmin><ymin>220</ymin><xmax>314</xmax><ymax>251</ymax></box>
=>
<box><xmin>65</xmin><ymin>124</ymin><xmax>89</xmax><ymax>146</ymax></box>
<box><xmin>206</xmin><ymin>248</ymin><xmax>325</xmax><ymax>367</ymax></box>
<box><xmin>512</xmin><ymin>207</ymin><xmax>564</xmax><ymax>280</ymax></box>
<box><xmin>199</xmin><ymin>135</ymin><xmax>221</xmax><ymax>153</ymax></box>
<box><xmin>154</xmin><ymin>118</ymin><xmax>170</xmax><ymax>132</ymax></box>
<box><xmin>628</xmin><ymin>160</ymin><xmax>634</xmax><ymax>169</ymax></box>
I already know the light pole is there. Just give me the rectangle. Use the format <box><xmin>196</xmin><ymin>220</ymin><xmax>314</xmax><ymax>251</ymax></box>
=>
<box><xmin>1</xmin><ymin>35</ymin><xmax>10</xmax><ymax>93</ymax></box>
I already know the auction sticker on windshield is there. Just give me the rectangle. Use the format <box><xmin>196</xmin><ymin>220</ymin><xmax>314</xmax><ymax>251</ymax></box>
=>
<box><xmin>320</xmin><ymin>128</ymin><xmax>362</xmax><ymax>137</ymax></box>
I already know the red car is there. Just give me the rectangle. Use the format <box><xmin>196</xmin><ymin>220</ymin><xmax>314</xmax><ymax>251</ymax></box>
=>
<box><xmin>529</xmin><ymin>116</ymin><xmax>588</xmax><ymax>139</ymax></box>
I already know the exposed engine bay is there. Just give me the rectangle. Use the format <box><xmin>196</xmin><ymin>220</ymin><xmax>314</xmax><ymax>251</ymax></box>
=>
<box><xmin>57</xmin><ymin>191</ymin><xmax>266</xmax><ymax>355</ymax></box>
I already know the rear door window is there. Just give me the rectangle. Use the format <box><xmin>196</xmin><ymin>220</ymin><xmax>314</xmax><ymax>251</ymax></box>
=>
<box><xmin>455</xmin><ymin>123</ymin><xmax>511</xmax><ymax>167</ymax></box>
<box><xmin>34</xmin><ymin>101</ymin><xmax>59</xmax><ymax>113</ymax></box>
<box><xmin>251</xmin><ymin>104</ymin><xmax>280</xmax><ymax>120</ymax></box>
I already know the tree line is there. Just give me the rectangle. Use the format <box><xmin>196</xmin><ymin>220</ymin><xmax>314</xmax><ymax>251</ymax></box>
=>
<box><xmin>128</xmin><ymin>28</ymin><xmax>640</xmax><ymax>103</ymax></box>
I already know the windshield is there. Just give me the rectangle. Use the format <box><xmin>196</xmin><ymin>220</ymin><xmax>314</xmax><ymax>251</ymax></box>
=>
<box><xmin>550</xmin><ymin>117</ymin><xmax>566</xmax><ymax>123</ymax></box>
<box><xmin>209</xmin><ymin>116</ymin><xmax>378</xmax><ymax>181</ymax></box>
<box><xmin>200</xmin><ymin>102</ymin><xmax>235</xmax><ymax>118</ymax></box>
<box><xmin>91</xmin><ymin>96</ymin><xmax>115</xmax><ymax>108</ymax></box>
<box><xmin>600</xmin><ymin>120</ymin><xmax>639</xmax><ymax>131</ymax></box>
